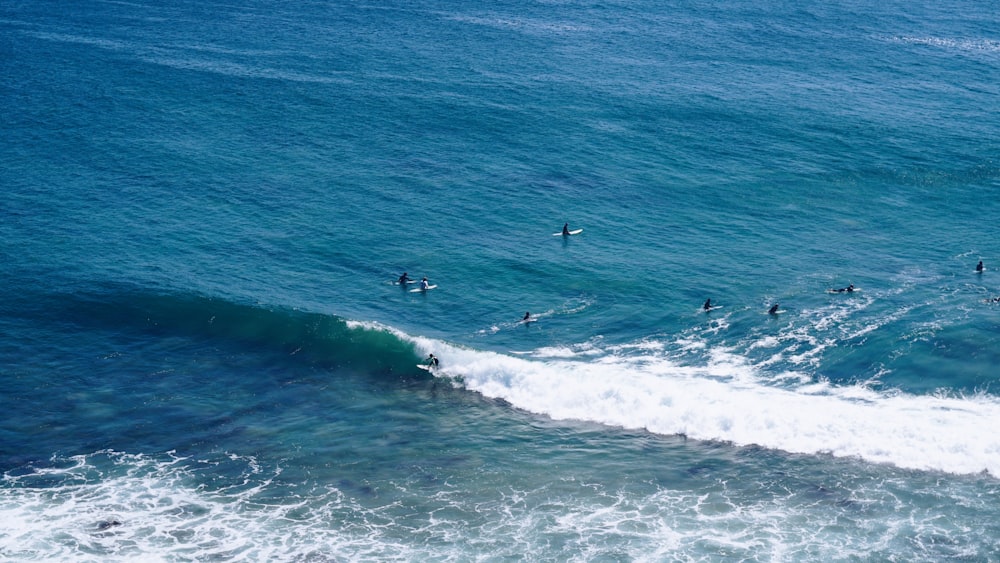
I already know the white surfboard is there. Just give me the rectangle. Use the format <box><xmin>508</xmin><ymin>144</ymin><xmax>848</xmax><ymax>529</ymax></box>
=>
<box><xmin>553</xmin><ymin>229</ymin><xmax>583</xmax><ymax>236</ymax></box>
<box><xmin>410</xmin><ymin>285</ymin><xmax>438</xmax><ymax>292</ymax></box>
<box><xmin>703</xmin><ymin>305</ymin><xmax>724</xmax><ymax>312</ymax></box>
<box><xmin>826</xmin><ymin>288</ymin><xmax>860</xmax><ymax>294</ymax></box>
<box><xmin>416</xmin><ymin>364</ymin><xmax>434</xmax><ymax>371</ymax></box>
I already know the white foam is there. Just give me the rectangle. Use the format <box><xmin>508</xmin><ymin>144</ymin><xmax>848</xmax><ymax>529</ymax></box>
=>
<box><xmin>0</xmin><ymin>451</ymin><xmax>455</xmax><ymax>561</ymax></box>
<box><xmin>2</xmin><ymin>447</ymin><xmax>993</xmax><ymax>561</ymax></box>
<box><xmin>397</xmin><ymin>331</ymin><xmax>1000</xmax><ymax>477</ymax></box>
<box><xmin>529</xmin><ymin>336</ymin><xmax>605</xmax><ymax>359</ymax></box>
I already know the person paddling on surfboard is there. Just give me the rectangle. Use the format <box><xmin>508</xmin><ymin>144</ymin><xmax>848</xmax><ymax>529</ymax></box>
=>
<box><xmin>703</xmin><ymin>298</ymin><xmax>712</xmax><ymax>311</ymax></box>
<box><xmin>562</xmin><ymin>222</ymin><xmax>570</xmax><ymax>235</ymax></box>
<box><xmin>420</xmin><ymin>277</ymin><xmax>430</xmax><ymax>290</ymax></box>
<box><xmin>768</xmin><ymin>303</ymin><xmax>780</xmax><ymax>315</ymax></box>
<box><xmin>977</xmin><ymin>261</ymin><xmax>984</xmax><ymax>273</ymax></box>
<box><xmin>523</xmin><ymin>311</ymin><xmax>531</xmax><ymax>321</ymax></box>
<box><xmin>832</xmin><ymin>283</ymin><xmax>855</xmax><ymax>293</ymax></box>
<box><xmin>398</xmin><ymin>272</ymin><xmax>411</xmax><ymax>285</ymax></box>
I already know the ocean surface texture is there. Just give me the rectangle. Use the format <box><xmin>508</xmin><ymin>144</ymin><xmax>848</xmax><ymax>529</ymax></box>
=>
<box><xmin>3</xmin><ymin>0</ymin><xmax>1000</xmax><ymax>560</ymax></box>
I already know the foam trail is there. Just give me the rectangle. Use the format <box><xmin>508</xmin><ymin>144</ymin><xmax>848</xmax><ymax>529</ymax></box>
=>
<box><xmin>385</xmin><ymin>328</ymin><xmax>1000</xmax><ymax>477</ymax></box>
<box><xmin>0</xmin><ymin>452</ymin><xmax>420</xmax><ymax>561</ymax></box>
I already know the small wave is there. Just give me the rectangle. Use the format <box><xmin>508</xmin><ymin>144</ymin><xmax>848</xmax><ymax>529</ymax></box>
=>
<box><xmin>446</xmin><ymin>13</ymin><xmax>593</xmax><ymax>34</ymax></box>
<box><xmin>882</xmin><ymin>34</ymin><xmax>1000</xmax><ymax>56</ymax></box>
<box><xmin>23</xmin><ymin>30</ymin><xmax>353</xmax><ymax>85</ymax></box>
<box><xmin>137</xmin><ymin>54</ymin><xmax>355</xmax><ymax>85</ymax></box>
<box><xmin>25</xmin><ymin>31</ymin><xmax>129</xmax><ymax>50</ymax></box>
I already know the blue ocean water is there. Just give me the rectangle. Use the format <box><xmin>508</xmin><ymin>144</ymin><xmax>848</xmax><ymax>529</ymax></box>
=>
<box><xmin>3</xmin><ymin>0</ymin><xmax>1000</xmax><ymax>559</ymax></box>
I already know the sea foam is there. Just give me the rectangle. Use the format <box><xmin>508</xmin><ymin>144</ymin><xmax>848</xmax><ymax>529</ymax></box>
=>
<box><xmin>382</xmin><ymin>326</ymin><xmax>1000</xmax><ymax>477</ymax></box>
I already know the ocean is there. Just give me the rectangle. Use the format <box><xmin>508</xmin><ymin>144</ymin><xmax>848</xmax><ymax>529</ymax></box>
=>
<box><xmin>2</xmin><ymin>0</ymin><xmax>1000</xmax><ymax>559</ymax></box>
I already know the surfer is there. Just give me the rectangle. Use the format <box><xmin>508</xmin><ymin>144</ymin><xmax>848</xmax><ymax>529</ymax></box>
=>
<box><xmin>427</xmin><ymin>353</ymin><xmax>439</xmax><ymax>368</ymax></box>
<box><xmin>523</xmin><ymin>311</ymin><xmax>531</xmax><ymax>321</ymax></box>
<box><xmin>97</xmin><ymin>519</ymin><xmax>123</xmax><ymax>531</ymax></box>
<box><xmin>562</xmin><ymin>222</ymin><xmax>570</xmax><ymax>235</ymax></box>
<box><xmin>977</xmin><ymin>261</ymin><xmax>984</xmax><ymax>273</ymax></box>
<box><xmin>703</xmin><ymin>298</ymin><xmax>712</xmax><ymax>311</ymax></box>
<box><xmin>420</xmin><ymin>277</ymin><xmax>430</xmax><ymax>290</ymax></box>
<box><xmin>832</xmin><ymin>284</ymin><xmax>855</xmax><ymax>293</ymax></box>
<box><xmin>398</xmin><ymin>272</ymin><xmax>411</xmax><ymax>285</ymax></box>
<box><xmin>768</xmin><ymin>303</ymin><xmax>780</xmax><ymax>315</ymax></box>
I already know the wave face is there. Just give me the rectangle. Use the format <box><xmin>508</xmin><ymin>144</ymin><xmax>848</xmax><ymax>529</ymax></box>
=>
<box><xmin>8</xmin><ymin>287</ymin><xmax>1000</xmax><ymax>477</ymax></box>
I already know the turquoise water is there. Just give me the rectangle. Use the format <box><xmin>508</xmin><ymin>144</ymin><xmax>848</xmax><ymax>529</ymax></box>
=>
<box><xmin>3</xmin><ymin>0</ymin><xmax>1000</xmax><ymax>559</ymax></box>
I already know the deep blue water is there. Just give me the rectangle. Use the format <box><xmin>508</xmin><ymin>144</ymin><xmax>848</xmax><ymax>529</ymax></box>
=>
<box><xmin>3</xmin><ymin>0</ymin><xmax>1000</xmax><ymax>559</ymax></box>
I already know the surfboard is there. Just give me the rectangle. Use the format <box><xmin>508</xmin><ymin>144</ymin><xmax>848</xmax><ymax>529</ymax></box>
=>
<box><xmin>416</xmin><ymin>364</ymin><xmax>434</xmax><ymax>371</ymax></box>
<box><xmin>703</xmin><ymin>305</ymin><xmax>723</xmax><ymax>312</ymax></box>
<box><xmin>410</xmin><ymin>285</ymin><xmax>438</xmax><ymax>292</ymax></box>
<box><xmin>394</xmin><ymin>280</ymin><xmax>418</xmax><ymax>285</ymax></box>
<box><xmin>826</xmin><ymin>288</ymin><xmax>861</xmax><ymax>294</ymax></box>
<box><xmin>553</xmin><ymin>229</ymin><xmax>583</xmax><ymax>236</ymax></box>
